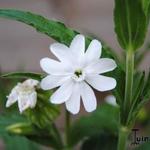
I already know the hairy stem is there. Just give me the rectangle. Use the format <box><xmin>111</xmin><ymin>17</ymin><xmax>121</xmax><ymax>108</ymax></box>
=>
<box><xmin>124</xmin><ymin>49</ymin><xmax>134</xmax><ymax>124</ymax></box>
<box><xmin>118</xmin><ymin>49</ymin><xmax>135</xmax><ymax>150</ymax></box>
<box><xmin>117</xmin><ymin>127</ymin><xmax>129</xmax><ymax>150</ymax></box>
<box><xmin>64</xmin><ymin>110</ymin><xmax>72</xmax><ymax>150</ymax></box>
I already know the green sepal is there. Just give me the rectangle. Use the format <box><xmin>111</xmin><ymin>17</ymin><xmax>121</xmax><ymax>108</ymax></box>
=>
<box><xmin>24</xmin><ymin>89</ymin><xmax>60</xmax><ymax>128</ymax></box>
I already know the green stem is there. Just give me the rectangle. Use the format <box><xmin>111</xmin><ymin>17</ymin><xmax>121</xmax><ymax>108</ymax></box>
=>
<box><xmin>118</xmin><ymin>49</ymin><xmax>135</xmax><ymax>150</ymax></box>
<box><xmin>64</xmin><ymin>110</ymin><xmax>72</xmax><ymax>150</ymax></box>
<box><xmin>52</xmin><ymin>123</ymin><xmax>63</xmax><ymax>148</ymax></box>
<box><xmin>124</xmin><ymin>49</ymin><xmax>134</xmax><ymax>124</ymax></box>
<box><xmin>117</xmin><ymin>127</ymin><xmax>129</xmax><ymax>150</ymax></box>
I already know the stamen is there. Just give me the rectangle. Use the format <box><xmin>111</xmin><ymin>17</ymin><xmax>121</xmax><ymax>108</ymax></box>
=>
<box><xmin>74</xmin><ymin>69</ymin><xmax>82</xmax><ymax>78</ymax></box>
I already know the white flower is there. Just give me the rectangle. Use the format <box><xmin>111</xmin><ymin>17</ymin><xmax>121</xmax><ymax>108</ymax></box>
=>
<box><xmin>105</xmin><ymin>95</ymin><xmax>118</xmax><ymax>106</ymax></box>
<box><xmin>40</xmin><ymin>34</ymin><xmax>117</xmax><ymax>114</ymax></box>
<box><xmin>6</xmin><ymin>79</ymin><xmax>39</xmax><ymax>113</ymax></box>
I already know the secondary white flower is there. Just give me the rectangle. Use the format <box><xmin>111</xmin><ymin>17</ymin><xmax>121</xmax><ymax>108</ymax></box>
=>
<box><xmin>6</xmin><ymin>79</ymin><xmax>39</xmax><ymax>113</ymax></box>
<box><xmin>105</xmin><ymin>95</ymin><xmax>118</xmax><ymax>106</ymax></box>
<box><xmin>40</xmin><ymin>34</ymin><xmax>117</xmax><ymax>114</ymax></box>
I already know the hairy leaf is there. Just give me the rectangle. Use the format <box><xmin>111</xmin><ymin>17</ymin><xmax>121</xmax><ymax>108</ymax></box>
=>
<box><xmin>127</xmin><ymin>72</ymin><xmax>145</xmax><ymax>124</ymax></box>
<box><xmin>142</xmin><ymin>0</ymin><xmax>150</xmax><ymax>22</ymax></box>
<box><xmin>0</xmin><ymin>9</ymin><xmax>78</xmax><ymax>46</ymax></box>
<box><xmin>127</xmin><ymin>71</ymin><xmax>150</xmax><ymax>125</ymax></box>
<box><xmin>142</xmin><ymin>71</ymin><xmax>150</xmax><ymax>102</ymax></box>
<box><xmin>132</xmin><ymin>72</ymin><xmax>145</xmax><ymax>104</ymax></box>
<box><xmin>0</xmin><ymin>9</ymin><xmax>118</xmax><ymax>61</ymax></box>
<box><xmin>111</xmin><ymin>67</ymin><xmax>125</xmax><ymax>106</ymax></box>
<box><xmin>114</xmin><ymin>0</ymin><xmax>147</xmax><ymax>50</ymax></box>
<box><xmin>1</xmin><ymin>72</ymin><xmax>43</xmax><ymax>80</ymax></box>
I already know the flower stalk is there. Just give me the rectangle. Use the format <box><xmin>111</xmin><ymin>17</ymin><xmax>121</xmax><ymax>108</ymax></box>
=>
<box><xmin>65</xmin><ymin>110</ymin><xmax>72</xmax><ymax>150</ymax></box>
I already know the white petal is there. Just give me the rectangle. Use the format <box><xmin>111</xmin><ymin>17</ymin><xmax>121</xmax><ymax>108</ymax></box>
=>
<box><xmin>50</xmin><ymin>79</ymin><xmax>74</xmax><ymax>104</ymax></box>
<box><xmin>85</xmin><ymin>58</ymin><xmax>117</xmax><ymax>74</ymax></box>
<box><xmin>40</xmin><ymin>57</ymin><xmax>72</xmax><ymax>75</ymax></box>
<box><xmin>28</xmin><ymin>92</ymin><xmax>37</xmax><ymax>108</ymax></box>
<box><xmin>18</xmin><ymin>94</ymin><xmax>29</xmax><ymax>113</ymax></box>
<box><xmin>6</xmin><ymin>87</ymin><xmax>18</xmax><ymax>107</ymax></box>
<box><xmin>80</xmin><ymin>82</ymin><xmax>97</xmax><ymax>112</ymax></box>
<box><xmin>85</xmin><ymin>40</ymin><xmax>102</xmax><ymax>64</ymax></box>
<box><xmin>86</xmin><ymin>75</ymin><xmax>116</xmax><ymax>91</ymax></box>
<box><xmin>23</xmin><ymin>79</ymin><xmax>39</xmax><ymax>87</ymax></box>
<box><xmin>70</xmin><ymin>34</ymin><xmax>85</xmax><ymax>58</ymax></box>
<box><xmin>40</xmin><ymin>75</ymin><xmax>70</xmax><ymax>90</ymax></box>
<box><xmin>18</xmin><ymin>92</ymin><xmax>37</xmax><ymax>113</ymax></box>
<box><xmin>65</xmin><ymin>83</ymin><xmax>81</xmax><ymax>114</ymax></box>
<box><xmin>50</xmin><ymin>43</ymin><xmax>72</xmax><ymax>62</ymax></box>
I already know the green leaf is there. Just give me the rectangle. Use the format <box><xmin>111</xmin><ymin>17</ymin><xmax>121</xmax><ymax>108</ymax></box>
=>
<box><xmin>141</xmin><ymin>0</ymin><xmax>150</xmax><ymax>22</ymax></box>
<box><xmin>0</xmin><ymin>114</ymin><xmax>40</xmax><ymax>150</ymax></box>
<box><xmin>132</xmin><ymin>72</ymin><xmax>145</xmax><ymax>104</ymax></box>
<box><xmin>135</xmin><ymin>142</ymin><xmax>150</xmax><ymax>150</ymax></box>
<box><xmin>69</xmin><ymin>104</ymin><xmax>119</xmax><ymax>146</ymax></box>
<box><xmin>2</xmin><ymin>135</ymin><xmax>41</xmax><ymax>150</ymax></box>
<box><xmin>114</xmin><ymin>0</ymin><xmax>147</xmax><ymax>50</ymax></box>
<box><xmin>135</xmin><ymin>71</ymin><xmax>150</xmax><ymax>109</ymax></box>
<box><xmin>0</xmin><ymin>113</ymin><xmax>63</xmax><ymax>149</ymax></box>
<box><xmin>26</xmin><ymin>125</ymin><xmax>63</xmax><ymax>149</ymax></box>
<box><xmin>111</xmin><ymin>67</ymin><xmax>125</xmax><ymax>106</ymax></box>
<box><xmin>1</xmin><ymin>72</ymin><xmax>43</xmax><ymax>80</ymax></box>
<box><xmin>0</xmin><ymin>74</ymin><xmax>7</xmax><ymax>109</ymax></box>
<box><xmin>126</xmin><ymin>72</ymin><xmax>145</xmax><ymax>125</ymax></box>
<box><xmin>0</xmin><ymin>113</ymin><xmax>27</xmax><ymax>133</ymax></box>
<box><xmin>142</xmin><ymin>71</ymin><xmax>150</xmax><ymax>102</ymax></box>
<box><xmin>0</xmin><ymin>9</ymin><xmax>77</xmax><ymax>46</ymax></box>
<box><xmin>127</xmin><ymin>71</ymin><xmax>150</xmax><ymax>125</ymax></box>
<box><xmin>81</xmin><ymin>132</ymin><xmax>117</xmax><ymax>150</ymax></box>
<box><xmin>0</xmin><ymin>9</ymin><xmax>117</xmax><ymax>60</ymax></box>
<box><xmin>6</xmin><ymin>122</ymin><xmax>37</xmax><ymax>135</ymax></box>
<box><xmin>6</xmin><ymin>122</ymin><xmax>63</xmax><ymax>149</ymax></box>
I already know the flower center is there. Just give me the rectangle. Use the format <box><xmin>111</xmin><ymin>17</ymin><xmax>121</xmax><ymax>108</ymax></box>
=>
<box><xmin>75</xmin><ymin>70</ymin><xmax>82</xmax><ymax>77</ymax></box>
<box><xmin>72</xmin><ymin>69</ymin><xmax>85</xmax><ymax>82</ymax></box>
